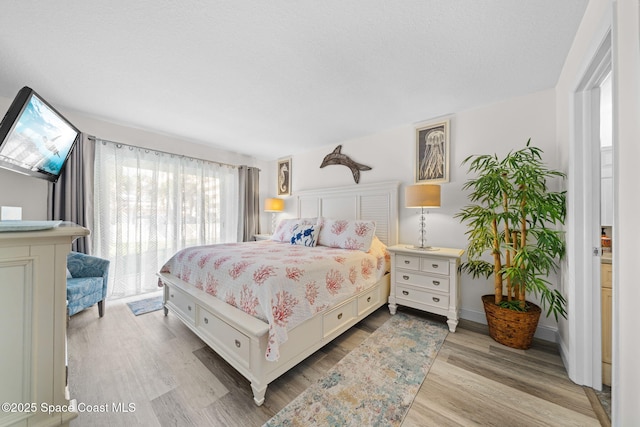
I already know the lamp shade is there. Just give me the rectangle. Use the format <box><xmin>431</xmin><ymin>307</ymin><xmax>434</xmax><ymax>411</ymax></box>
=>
<box><xmin>405</xmin><ymin>184</ymin><xmax>441</xmax><ymax>208</ymax></box>
<box><xmin>264</xmin><ymin>198</ymin><xmax>285</xmax><ymax>212</ymax></box>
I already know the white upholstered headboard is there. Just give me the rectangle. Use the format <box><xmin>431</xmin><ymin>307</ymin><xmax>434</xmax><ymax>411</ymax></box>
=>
<box><xmin>296</xmin><ymin>181</ymin><xmax>400</xmax><ymax>246</ymax></box>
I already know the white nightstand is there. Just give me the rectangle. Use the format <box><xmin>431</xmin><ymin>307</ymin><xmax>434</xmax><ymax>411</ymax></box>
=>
<box><xmin>387</xmin><ymin>244</ymin><xmax>464</xmax><ymax>332</ymax></box>
<box><xmin>253</xmin><ymin>234</ymin><xmax>272</xmax><ymax>241</ymax></box>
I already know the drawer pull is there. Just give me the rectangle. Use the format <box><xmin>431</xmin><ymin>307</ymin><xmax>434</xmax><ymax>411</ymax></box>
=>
<box><xmin>432</xmin><ymin>264</ymin><xmax>439</xmax><ymax>268</ymax></box>
<box><xmin>367</xmin><ymin>296</ymin><xmax>371</xmax><ymax>303</ymax></box>
<box><xmin>432</xmin><ymin>297</ymin><xmax>440</xmax><ymax>303</ymax></box>
<box><xmin>403</xmin><ymin>275</ymin><xmax>410</xmax><ymax>280</ymax></box>
<box><xmin>337</xmin><ymin>313</ymin><xmax>343</xmax><ymax>320</ymax></box>
<box><xmin>204</xmin><ymin>317</ymin><xmax>209</xmax><ymax>324</ymax></box>
<box><xmin>170</xmin><ymin>293</ymin><xmax>174</xmax><ymax>298</ymax></box>
<box><xmin>433</xmin><ymin>280</ymin><xmax>440</xmax><ymax>286</ymax></box>
<box><xmin>404</xmin><ymin>260</ymin><xmax>410</xmax><ymax>264</ymax></box>
<box><xmin>402</xmin><ymin>290</ymin><xmax>409</xmax><ymax>296</ymax></box>
<box><xmin>235</xmin><ymin>339</ymin><xmax>241</xmax><ymax>348</ymax></box>
<box><xmin>188</xmin><ymin>305</ymin><xmax>192</xmax><ymax>311</ymax></box>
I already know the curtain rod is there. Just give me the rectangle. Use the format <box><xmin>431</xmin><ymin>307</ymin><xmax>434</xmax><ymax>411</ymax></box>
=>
<box><xmin>86</xmin><ymin>135</ymin><xmax>258</xmax><ymax>170</ymax></box>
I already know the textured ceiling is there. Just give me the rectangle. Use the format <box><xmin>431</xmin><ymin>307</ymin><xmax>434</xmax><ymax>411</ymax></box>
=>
<box><xmin>0</xmin><ymin>1</ymin><xmax>587</xmax><ymax>160</ymax></box>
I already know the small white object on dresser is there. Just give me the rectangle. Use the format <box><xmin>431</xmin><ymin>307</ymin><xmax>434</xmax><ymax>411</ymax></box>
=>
<box><xmin>387</xmin><ymin>244</ymin><xmax>464</xmax><ymax>332</ymax></box>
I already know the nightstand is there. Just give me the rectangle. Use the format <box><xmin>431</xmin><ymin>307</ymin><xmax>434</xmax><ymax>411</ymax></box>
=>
<box><xmin>387</xmin><ymin>244</ymin><xmax>464</xmax><ymax>332</ymax></box>
<box><xmin>253</xmin><ymin>234</ymin><xmax>272</xmax><ymax>241</ymax></box>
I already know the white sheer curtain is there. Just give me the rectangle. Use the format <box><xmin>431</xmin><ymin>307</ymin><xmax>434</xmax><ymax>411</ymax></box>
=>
<box><xmin>93</xmin><ymin>140</ymin><xmax>239</xmax><ymax>299</ymax></box>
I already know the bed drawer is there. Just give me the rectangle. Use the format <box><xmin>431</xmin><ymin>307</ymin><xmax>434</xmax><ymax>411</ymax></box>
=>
<box><xmin>166</xmin><ymin>285</ymin><xmax>196</xmax><ymax>323</ymax></box>
<box><xmin>197</xmin><ymin>307</ymin><xmax>251</xmax><ymax>368</ymax></box>
<box><xmin>358</xmin><ymin>287</ymin><xmax>380</xmax><ymax>315</ymax></box>
<box><xmin>323</xmin><ymin>299</ymin><xmax>357</xmax><ymax>337</ymax></box>
<box><xmin>396</xmin><ymin>284</ymin><xmax>449</xmax><ymax>310</ymax></box>
<box><xmin>396</xmin><ymin>270</ymin><xmax>449</xmax><ymax>292</ymax></box>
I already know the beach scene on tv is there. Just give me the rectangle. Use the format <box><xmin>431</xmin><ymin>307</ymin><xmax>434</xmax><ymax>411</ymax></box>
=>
<box><xmin>0</xmin><ymin>94</ymin><xmax>77</xmax><ymax>176</ymax></box>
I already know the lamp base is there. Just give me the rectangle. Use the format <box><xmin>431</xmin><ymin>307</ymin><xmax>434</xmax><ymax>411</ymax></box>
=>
<box><xmin>406</xmin><ymin>245</ymin><xmax>440</xmax><ymax>251</ymax></box>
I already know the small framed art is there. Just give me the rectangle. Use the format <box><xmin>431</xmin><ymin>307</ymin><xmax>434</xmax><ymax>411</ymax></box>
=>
<box><xmin>415</xmin><ymin>120</ymin><xmax>450</xmax><ymax>183</ymax></box>
<box><xmin>277</xmin><ymin>157</ymin><xmax>292</xmax><ymax>196</ymax></box>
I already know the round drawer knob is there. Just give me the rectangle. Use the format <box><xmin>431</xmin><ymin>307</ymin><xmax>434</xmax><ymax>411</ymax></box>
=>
<box><xmin>367</xmin><ymin>296</ymin><xmax>371</xmax><ymax>303</ymax></box>
<box><xmin>337</xmin><ymin>313</ymin><xmax>343</xmax><ymax>320</ymax></box>
<box><xmin>204</xmin><ymin>317</ymin><xmax>209</xmax><ymax>324</ymax></box>
<box><xmin>432</xmin><ymin>264</ymin><xmax>439</xmax><ymax>268</ymax></box>
<box><xmin>403</xmin><ymin>275</ymin><xmax>410</xmax><ymax>280</ymax></box>
<box><xmin>433</xmin><ymin>281</ymin><xmax>440</xmax><ymax>286</ymax></box>
<box><xmin>402</xmin><ymin>290</ymin><xmax>409</xmax><ymax>296</ymax></box>
<box><xmin>235</xmin><ymin>340</ymin><xmax>241</xmax><ymax>348</ymax></box>
<box><xmin>188</xmin><ymin>305</ymin><xmax>192</xmax><ymax>311</ymax></box>
<box><xmin>433</xmin><ymin>297</ymin><xmax>440</xmax><ymax>303</ymax></box>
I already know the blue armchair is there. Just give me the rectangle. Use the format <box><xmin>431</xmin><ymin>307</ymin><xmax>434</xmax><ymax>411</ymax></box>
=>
<box><xmin>67</xmin><ymin>252</ymin><xmax>110</xmax><ymax>317</ymax></box>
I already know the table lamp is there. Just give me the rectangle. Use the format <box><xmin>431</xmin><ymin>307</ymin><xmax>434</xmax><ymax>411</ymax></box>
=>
<box><xmin>264</xmin><ymin>198</ymin><xmax>284</xmax><ymax>233</ymax></box>
<box><xmin>405</xmin><ymin>184</ymin><xmax>441</xmax><ymax>250</ymax></box>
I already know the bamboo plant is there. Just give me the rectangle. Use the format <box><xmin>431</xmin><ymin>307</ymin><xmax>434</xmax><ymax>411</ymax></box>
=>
<box><xmin>455</xmin><ymin>140</ymin><xmax>568</xmax><ymax>320</ymax></box>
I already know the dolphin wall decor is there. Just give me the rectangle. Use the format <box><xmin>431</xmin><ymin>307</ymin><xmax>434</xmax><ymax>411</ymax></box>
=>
<box><xmin>319</xmin><ymin>145</ymin><xmax>372</xmax><ymax>184</ymax></box>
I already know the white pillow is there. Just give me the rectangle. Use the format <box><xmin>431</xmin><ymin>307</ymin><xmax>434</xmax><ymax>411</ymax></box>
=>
<box><xmin>271</xmin><ymin>218</ymin><xmax>318</xmax><ymax>242</ymax></box>
<box><xmin>290</xmin><ymin>223</ymin><xmax>320</xmax><ymax>247</ymax></box>
<box><xmin>317</xmin><ymin>218</ymin><xmax>376</xmax><ymax>251</ymax></box>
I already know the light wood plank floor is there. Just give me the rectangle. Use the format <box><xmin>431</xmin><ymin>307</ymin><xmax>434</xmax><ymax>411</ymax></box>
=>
<box><xmin>67</xmin><ymin>293</ymin><xmax>606</xmax><ymax>426</ymax></box>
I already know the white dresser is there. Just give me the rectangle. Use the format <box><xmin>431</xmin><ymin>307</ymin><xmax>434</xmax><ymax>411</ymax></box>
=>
<box><xmin>387</xmin><ymin>244</ymin><xmax>464</xmax><ymax>332</ymax></box>
<box><xmin>0</xmin><ymin>223</ymin><xmax>89</xmax><ymax>427</ymax></box>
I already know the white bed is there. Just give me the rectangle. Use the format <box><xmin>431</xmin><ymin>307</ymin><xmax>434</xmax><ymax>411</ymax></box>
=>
<box><xmin>158</xmin><ymin>181</ymin><xmax>399</xmax><ymax>405</ymax></box>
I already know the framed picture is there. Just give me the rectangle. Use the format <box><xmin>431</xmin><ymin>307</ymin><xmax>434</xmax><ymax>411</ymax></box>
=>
<box><xmin>415</xmin><ymin>120</ymin><xmax>450</xmax><ymax>183</ymax></box>
<box><xmin>277</xmin><ymin>157</ymin><xmax>292</xmax><ymax>196</ymax></box>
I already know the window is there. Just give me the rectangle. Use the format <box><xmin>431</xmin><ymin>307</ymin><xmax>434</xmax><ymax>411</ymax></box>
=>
<box><xmin>93</xmin><ymin>141</ymin><xmax>238</xmax><ymax>298</ymax></box>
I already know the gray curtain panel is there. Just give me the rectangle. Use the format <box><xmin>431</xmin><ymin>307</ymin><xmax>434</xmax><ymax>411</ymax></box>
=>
<box><xmin>238</xmin><ymin>166</ymin><xmax>260</xmax><ymax>242</ymax></box>
<box><xmin>47</xmin><ymin>133</ymin><xmax>95</xmax><ymax>253</ymax></box>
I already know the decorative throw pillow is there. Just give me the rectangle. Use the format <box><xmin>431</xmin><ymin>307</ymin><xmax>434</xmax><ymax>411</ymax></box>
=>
<box><xmin>290</xmin><ymin>223</ymin><xmax>320</xmax><ymax>247</ymax></box>
<box><xmin>317</xmin><ymin>218</ymin><xmax>376</xmax><ymax>251</ymax></box>
<box><xmin>66</xmin><ymin>268</ymin><xmax>72</xmax><ymax>279</ymax></box>
<box><xmin>271</xmin><ymin>217</ymin><xmax>318</xmax><ymax>242</ymax></box>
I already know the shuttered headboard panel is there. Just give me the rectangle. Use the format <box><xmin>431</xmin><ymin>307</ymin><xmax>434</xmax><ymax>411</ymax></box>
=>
<box><xmin>296</xmin><ymin>181</ymin><xmax>400</xmax><ymax>246</ymax></box>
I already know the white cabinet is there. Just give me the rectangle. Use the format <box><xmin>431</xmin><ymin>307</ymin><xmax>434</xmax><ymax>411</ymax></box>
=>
<box><xmin>387</xmin><ymin>245</ymin><xmax>464</xmax><ymax>332</ymax></box>
<box><xmin>0</xmin><ymin>224</ymin><xmax>89</xmax><ymax>427</ymax></box>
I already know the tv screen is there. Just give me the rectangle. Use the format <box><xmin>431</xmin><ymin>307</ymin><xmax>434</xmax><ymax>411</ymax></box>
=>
<box><xmin>0</xmin><ymin>86</ymin><xmax>80</xmax><ymax>183</ymax></box>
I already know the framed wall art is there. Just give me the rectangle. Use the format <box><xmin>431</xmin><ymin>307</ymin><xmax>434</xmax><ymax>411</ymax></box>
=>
<box><xmin>415</xmin><ymin>120</ymin><xmax>450</xmax><ymax>183</ymax></box>
<box><xmin>277</xmin><ymin>157</ymin><xmax>292</xmax><ymax>196</ymax></box>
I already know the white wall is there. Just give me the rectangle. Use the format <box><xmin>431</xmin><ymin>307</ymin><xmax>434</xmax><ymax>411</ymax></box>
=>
<box><xmin>280</xmin><ymin>88</ymin><xmax>560</xmax><ymax>339</ymax></box>
<box><xmin>0</xmin><ymin>95</ymin><xmax>268</xmax><ymax>222</ymax></box>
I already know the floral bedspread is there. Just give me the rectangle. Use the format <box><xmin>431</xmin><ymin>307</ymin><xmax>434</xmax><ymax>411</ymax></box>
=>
<box><xmin>160</xmin><ymin>239</ymin><xmax>389</xmax><ymax>361</ymax></box>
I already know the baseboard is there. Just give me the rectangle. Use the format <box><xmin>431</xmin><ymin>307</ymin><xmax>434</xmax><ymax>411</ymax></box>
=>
<box><xmin>460</xmin><ymin>308</ymin><xmax>559</xmax><ymax>343</ymax></box>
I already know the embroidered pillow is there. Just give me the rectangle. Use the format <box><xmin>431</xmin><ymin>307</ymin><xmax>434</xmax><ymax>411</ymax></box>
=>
<box><xmin>317</xmin><ymin>218</ymin><xmax>376</xmax><ymax>251</ymax></box>
<box><xmin>290</xmin><ymin>223</ymin><xmax>320</xmax><ymax>247</ymax></box>
<box><xmin>271</xmin><ymin>217</ymin><xmax>318</xmax><ymax>242</ymax></box>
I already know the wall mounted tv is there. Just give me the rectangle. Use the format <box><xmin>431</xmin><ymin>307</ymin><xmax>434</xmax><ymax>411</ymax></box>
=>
<box><xmin>0</xmin><ymin>86</ymin><xmax>80</xmax><ymax>183</ymax></box>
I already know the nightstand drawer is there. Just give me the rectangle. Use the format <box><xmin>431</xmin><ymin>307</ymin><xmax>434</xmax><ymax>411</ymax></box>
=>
<box><xmin>396</xmin><ymin>254</ymin><xmax>421</xmax><ymax>271</ymax></box>
<box><xmin>396</xmin><ymin>270</ymin><xmax>449</xmax><ymax>291</ymax></box>
<box><xmin>396</xmin><ymin>284</ymin><xmax>449</xmax><ymax>309</ymax></box>
<box><xmin>420</xmin><ymin>258</ymin><xmax>449</xmax><ymax>275</ymax></box>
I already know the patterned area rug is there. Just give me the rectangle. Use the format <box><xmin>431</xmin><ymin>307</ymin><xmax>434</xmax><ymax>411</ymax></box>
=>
<box><xmin>264</xmin><ymin>312</ymin><xmax>448</xmax><ymax>427</ymax></box>
<box><xmin>126</xmin><ymin>295</ymin><xmax>164</xmax><ymax>316</ymax></box>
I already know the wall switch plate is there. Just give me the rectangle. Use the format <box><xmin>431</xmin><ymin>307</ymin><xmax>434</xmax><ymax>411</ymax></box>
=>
<box><xmin>1</xmin><ymin>206</ymin><xmax>22</xmax><ymax>221</ymax></box>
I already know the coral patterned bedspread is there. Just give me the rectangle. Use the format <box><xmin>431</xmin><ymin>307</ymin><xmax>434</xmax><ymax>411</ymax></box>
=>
<box><xmin>160</xmin><ymin>238</ymin><xmax>389</xmax><ymax>361</ymax></box>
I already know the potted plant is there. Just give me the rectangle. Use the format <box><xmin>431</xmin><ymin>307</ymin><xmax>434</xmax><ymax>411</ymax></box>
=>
<box><xmin>455</xmin><ymin>140</ymin><xmax>567</xmax><ymax>349</ymax></box>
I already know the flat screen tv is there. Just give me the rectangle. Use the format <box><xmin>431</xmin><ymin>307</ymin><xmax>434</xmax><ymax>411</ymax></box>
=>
<box><xmin>0</xmin><ymin>86</ymin><xmax>80</xmax><ymax>183</ymax></box>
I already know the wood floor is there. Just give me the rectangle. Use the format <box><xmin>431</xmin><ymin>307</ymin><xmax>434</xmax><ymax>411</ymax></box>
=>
<box><xmin>67</xmin><ymin>293</ymin><xmax>606</xmax><ymax>426</ymax></box>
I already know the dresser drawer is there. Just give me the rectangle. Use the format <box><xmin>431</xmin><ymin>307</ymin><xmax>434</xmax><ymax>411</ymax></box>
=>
<box><xmin>396</xmin><ymin>284</ymin><xmax>449</xmax><ymax>310</ymax></box>
<box><xmin>396</xmin><ymin>270</ymin><xmax>449</xmax><ymax>292</ymax></box>
<box><xmin>198</xmin><ymin>306</ymin><xmax>251</xmax><ymax>368</ymax></box>
<box><xmin>420</xmin><ymin>258</ymin><xmax>449</xmax><ymax>275</ymax></box>
<box><xmin>323</xmin><ymin>299</ymin><xmax>357</xmax><ymax>337</ymax></box>
<box><xmin>396</xmin><ymin>254</ymin><xmax>421</xmax><ymax>271</ymax></box>
<box><xmin>166</xmin><ymin>285</ymin><xmax>196</xmax><ymax>323</ymax></box>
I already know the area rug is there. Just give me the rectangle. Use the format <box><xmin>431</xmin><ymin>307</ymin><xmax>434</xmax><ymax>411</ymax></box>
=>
<box><xmin>126</xmin><ymin>295</ymin><xmax>163</xmax><ymax>316</ymax></box>
<box><xmin>264</xmin><ymin>312</ymin><xmax>448</xmax><ymax>427</ymax></box>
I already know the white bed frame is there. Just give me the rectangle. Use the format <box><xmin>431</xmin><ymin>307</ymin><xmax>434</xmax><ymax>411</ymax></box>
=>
<box><xmin>159</xmin><ymin>181</ymin><xmax>399</xmax><ymax>405</ymax></box>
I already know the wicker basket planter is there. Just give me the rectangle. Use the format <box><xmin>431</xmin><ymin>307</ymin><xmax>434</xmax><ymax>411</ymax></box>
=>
<box><xmin>482</xmin><ymin>295</ymin><xmax>542</xmax><ymax>350</ymax></box>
